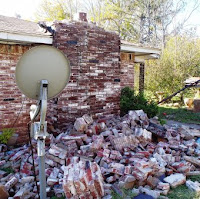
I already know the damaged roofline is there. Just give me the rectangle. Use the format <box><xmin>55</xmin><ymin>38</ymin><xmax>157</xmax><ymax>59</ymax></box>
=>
<box><xmin>0</xmin><ymin>32</ymin><xmax>53</xmax><ymax>44</ymax></box>
<box><xmin>121</xmin><ymin>43</ymin><xmax>161</xmax><ymax>55</ymax></box>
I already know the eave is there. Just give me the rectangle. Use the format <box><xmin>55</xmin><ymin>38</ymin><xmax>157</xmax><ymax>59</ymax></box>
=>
<box><xmin>0</xmin><ymin>32</ymin><xmax>53</xmax><ymax>44</ymax></box>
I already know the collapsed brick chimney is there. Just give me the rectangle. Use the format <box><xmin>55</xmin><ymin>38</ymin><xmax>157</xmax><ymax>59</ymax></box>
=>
<box><xmin>79</xmin><ymin>12</ymin><xmax>87</xmax><ymax>22</ymax></box>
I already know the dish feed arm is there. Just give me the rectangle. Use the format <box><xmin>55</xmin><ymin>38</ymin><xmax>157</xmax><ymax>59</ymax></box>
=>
<box><xmin>30</xmin><ymin>80</ymin><xmax>48</xmax><ymax>123</ymax></box>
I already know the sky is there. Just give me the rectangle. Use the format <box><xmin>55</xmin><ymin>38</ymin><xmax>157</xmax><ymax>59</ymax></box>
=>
<box><xmin>0</xmin><ymin>0</ymin><xmax>41</xmax><ymax>20</ymax></box>
<box><xmin>0</xmin><ymin>0</ymin><xmax>200</xmax><ymax>35</ymax></box>
<box><xmin>176</xmin><ymin>0</ymin><xmax>200</xmax><ymax>35</ymax></box>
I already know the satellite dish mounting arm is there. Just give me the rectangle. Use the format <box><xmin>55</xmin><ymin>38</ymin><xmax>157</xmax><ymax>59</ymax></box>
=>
<box><xmin>39</xmin><ymin>80</ymin><xmax>48</xmax><ymax>133</ymax></box>
<box><xmin>32</xmin><ymin>80</ymin><xmax>49</xmax><ymax>143</ymax></box>
<box><xmin>30</xmin><ymin>102</ymin><xmax>40</xmax><ymax>121</ymax></box>
<box><xmin>30</xmin><ymin>80</ymin><xmax>48</xmax><ymax>123</ymax></box>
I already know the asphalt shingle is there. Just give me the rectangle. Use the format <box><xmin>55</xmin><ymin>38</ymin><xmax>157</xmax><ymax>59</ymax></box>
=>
<box><xmin>0</xmin><ymin>15</ymin><xmax>51</xmax><ymax>37</ymax></box>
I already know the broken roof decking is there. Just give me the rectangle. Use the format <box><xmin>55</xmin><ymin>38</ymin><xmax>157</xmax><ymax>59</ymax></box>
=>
<box><xmin>0</xmin><ymin>15</ymin><xmax>52</xmax><ymax>44</ymax></box>
<box><xmin>121</xmin><ymin>40</ymin><xmax>161</xmax><ymax>62</ymax></box>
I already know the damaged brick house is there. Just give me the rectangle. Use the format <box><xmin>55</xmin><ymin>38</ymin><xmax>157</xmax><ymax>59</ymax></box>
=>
<box><xmin>0</xmin><ymin>13</ymin><xmax>160</xmax><ymax>144</ymax></box>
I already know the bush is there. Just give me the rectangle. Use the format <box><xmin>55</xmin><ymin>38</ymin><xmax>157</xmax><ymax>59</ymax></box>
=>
<box><xmin>120</xmin><ymin>87</ymin><xmax>158</xmax><ymax>118</ymax></box>
<box><xmin>0</xmin><ymin>128</ymin><xmax>14</xmax><ymax>144</ymax></box>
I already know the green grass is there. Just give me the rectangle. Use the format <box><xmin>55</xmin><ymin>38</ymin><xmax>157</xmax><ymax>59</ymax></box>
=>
<box><xmin>167</xmin><ymin>185</ymin><xmax>199</xmax><ymax>199</ymax></box>
<box><xmin>188</xmin><ymin>175</ymin><xmax>200</xmax><ymax>182</ymax></box>
<box><xmin>158</xmin><ymin>106</ymin><xmax>200</xmax><ymax>124</ymax></box>
<box><xmin>111</xmin><ymin>188</ymin><xmax>137</xmax><ymax>199</ymax></box>
<box><xmin>111</xmin><ymin>175</ymin><xmax>200</xmax><ymax>199</ymax></box>
<box><xmin>158</xmin><ymin>118</ymin><xmax>167</xmax><ymax>125</ymax></box>
<box><xmin>163</xmin><ymin>175</ymin><xmax>200</xmax><ymax>199</ymax></box>
<box><xmin>50</xmin><ymin>196</ymin><xmax>65</xmax><ymax>199</ymax></box>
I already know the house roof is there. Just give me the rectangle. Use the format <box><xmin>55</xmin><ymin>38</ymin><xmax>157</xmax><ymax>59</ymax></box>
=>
<box><xmin>0</xmin><ymin>15</ymin><xmax>52</xmax><ymax>44</ymax></box>
<box><xmin>0</xmin><ymin>15</ymin><xmax>161</xmax><ymax>60</ymax></box>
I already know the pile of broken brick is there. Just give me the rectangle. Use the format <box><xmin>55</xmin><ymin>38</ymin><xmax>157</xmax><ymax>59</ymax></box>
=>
<box><xmin>1</xmin><ymin>110</ymin><xmax>200</xmax><ymax>199</ymax></box>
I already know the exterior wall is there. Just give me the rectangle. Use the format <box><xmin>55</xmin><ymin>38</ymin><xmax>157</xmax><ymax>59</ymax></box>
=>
<box><xmin>120</xmin><ymin>60</ymin><xmax>134</xmax><ymax>88</ymax></box>
<box><xmin>0</xmin><ymin>44</ymin><xmax>57</xmax><ymax>143</ymax></box>
<box><xmin>0</xmin><ymin>21</ymin><xmax>135</xmax><ymax>144</ymax></box>
<box><xmin>53</xmin><ymin>21</ymin><xmax>121</xmax><ymax>131</ymax></box>
<box><xmin>120</xmin><ymin>53</ymin><xmax>134</xmax><ymax>88</ymax></box>
<box><xmin>0</xmin><ymin>44</ymin><xmax>34</xmax><ymax>144</ymax></box>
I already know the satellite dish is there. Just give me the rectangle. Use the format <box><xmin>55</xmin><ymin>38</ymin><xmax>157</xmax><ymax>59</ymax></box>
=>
<box><xmin>15</xmin><ymin>45</ymin><xmax>70</xmax><ymax>99</ymax></box>
<box><xmin>15</xmin><ymin>46</ymin><xmax>70</xmax><ymax>199</ymax></box>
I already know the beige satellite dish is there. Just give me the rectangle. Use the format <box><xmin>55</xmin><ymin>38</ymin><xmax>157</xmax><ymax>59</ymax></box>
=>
<box><xmin>15</xmin><ymin>45</ymin><xmax>70</xmax><ymax>199</ymax></box>
<box><xmin>15</xmin><ymin>45</ymin><xmax>70</xmax><ymax>99</ymax></box>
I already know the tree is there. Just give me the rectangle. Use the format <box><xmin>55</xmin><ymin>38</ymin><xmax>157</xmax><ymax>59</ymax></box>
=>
<box><xmin>82</xmin><ymin>0</ymin><xmax>105</xmax><ymax>26</ymax></box>
<box><xmin>86</xmin><ymin>0</ymin><xmax>200</xmax><ymax>46</ymax></box>
<box><xmin>34</xmin><ymin>0</ymin><xmax>199</xmax><ymax>47</ymax></box>
<box><xmin>157</xmin><ymin>0</ymin><xmax>200</xmax><ymax>47</ymax></box>
<box><xmin>35</xmin><ymin>0</ymin><xmax>78</xmax><ymax>21</ymax></box>
<box><xmin>84</xmin><ymin>0</ymin><xmax>139</xmax><ymax>41</ymax></box>
<box><xmin>145</xmin><ymin>36</ymin><xmax>200</xmax><ymax>99</ymax></box>
<box><xmin>135</xmin><ymin>0</ymin><xmax>177</xmax><ymax>46</ymax></box>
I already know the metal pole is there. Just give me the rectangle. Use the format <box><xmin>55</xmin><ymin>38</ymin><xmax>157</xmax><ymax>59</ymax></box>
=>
<box><xmin>39</xmin><ymin>155</ymin><xmax>46</xmax><ymax>199</ymax></box>
<box><xmin>31</xmin><ymin>80</ymin><xmax>49</xmax><ymax>199</ymax></box>
<box><xmin>38</xmin><ymin>139</ymin><xmax>46</xmax><ymax>199</ymax></box>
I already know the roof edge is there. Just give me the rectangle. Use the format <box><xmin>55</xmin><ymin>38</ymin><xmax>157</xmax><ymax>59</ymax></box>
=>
<box><xmin>0</xmin><ymin>32</ymin><xmax>53</xmax><ymax>44</ymax></box>
<box><xmin>121</xmin><ymin>40</ymin><xmax>161</xmax><ymax>54</ymax></box>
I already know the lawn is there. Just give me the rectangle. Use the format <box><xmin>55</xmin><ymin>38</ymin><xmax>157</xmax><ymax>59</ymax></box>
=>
<box><xmin>111</xmin><ymin>175</ymin><xmax>200</xmax><ymax>199</ymax></box>
<box><xmin>167</xmin><ymin>185</ymin><xmax>199</xmax><ymax>199</ymax></box>
<box><xmin>158</xmin><ymin>106</ymin><xmax>200</xmax><ymax>124</ymax></box>
<box><xmin>167</xmin><ymin>175</ymin><xmax>200</xmax><ymax>199</ymax></box>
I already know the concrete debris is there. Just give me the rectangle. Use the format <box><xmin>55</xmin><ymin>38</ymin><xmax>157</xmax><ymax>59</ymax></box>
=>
<box><xmin>184</xmin><ymin>156</ymin><xmax>200</xmax><ymax>167</ymax></box>
<box><xmin>186</xmin><ymin>180</ymin><xmax>200</xmax><ymax>193</ymax></box>
<box><xmin>82</xmin><ymin>114</ymin><xmax>93</xmax><ymax>125</ymax></box>
<box><xmin>164</xmin><ymin>173</ymin><xmax>186</xmax><ymax>188</ymax></box>
<box><xmin>5</xmin><ymin>176</ymin><xmax>18</xmax><ymax>190</ymax></box>
<box><xmin>157</xmin><ymin>182</ymin><xmax>170</xmax><ymax>195</ymax></box>
<box><xmin>74</xmin><ymin>117</ymin><xmax>88</xmax><ymax>132</ymax></box>
<box><xmin>0</xmin><ymin>111</ymin><xmax>200</xmax><ymax>198</ymax></box>
<box><xmin>187</xmin><ymin>171</ymin><xmax>200</xmax><ymax>176</ymax></box>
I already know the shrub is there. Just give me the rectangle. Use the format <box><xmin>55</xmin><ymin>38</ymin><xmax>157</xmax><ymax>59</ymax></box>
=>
<box><xmin>0</xmin><ymin>128</ymin><xmax>14</xmax><ymax>144</ymax></box>
<box><xmin>120</xmin><ymin>87</ymin><xmax>158</xmax><ymax>118</ymax></box>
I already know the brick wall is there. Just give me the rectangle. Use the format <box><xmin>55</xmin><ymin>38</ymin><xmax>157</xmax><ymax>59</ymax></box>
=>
<box><xmin>0</xmin><ymin>21</ymin><xmax>135</xmax><ymax>144</ymax></box>
<box><xmin>120</xmin><ymin>60</ymin><xmax>134</xmax><ymax>88</ymax></box>
<box><xmin>53</xmin><ymin>21</ymin><xmax>121</xmax><ymax>131</ymax></box>
<box><xmin>0</xmin><ymin>44</ymin><xmax>34</xmax><ymax>144</ymax></box>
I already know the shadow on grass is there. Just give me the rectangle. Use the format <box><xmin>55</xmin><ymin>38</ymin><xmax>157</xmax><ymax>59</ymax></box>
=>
<box><xmin>158</xmin><ymin>106</ymin><xmax>200</xmax><ymax>124</ymax></box>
